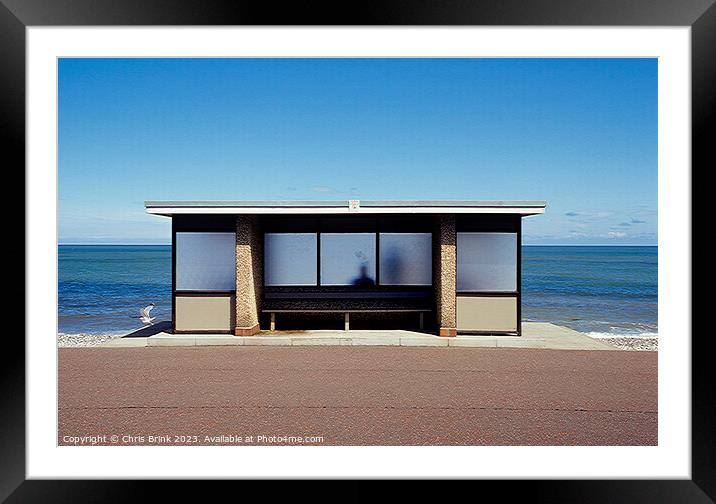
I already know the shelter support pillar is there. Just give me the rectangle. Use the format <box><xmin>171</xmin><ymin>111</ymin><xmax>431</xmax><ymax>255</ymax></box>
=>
<box><xmin>435</xmin><ymin>215</ymin><xmax>457</xmax><ymax>336</ymax></box>
<box><xmin>235</xmin><ymin>215</ymin><xmax>262</xmax><ymax>336</ymax></box>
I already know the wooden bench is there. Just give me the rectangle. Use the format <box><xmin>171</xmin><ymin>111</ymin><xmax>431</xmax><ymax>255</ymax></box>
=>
<box><xmin>261</xmin><ymin>308</ymin><xmax>431</xmax><ymax>331</ymax></box>
<box><xmin>261</xmin><ymin>290</ymin><xmax>433</xmax><ymax>331</ymax></box>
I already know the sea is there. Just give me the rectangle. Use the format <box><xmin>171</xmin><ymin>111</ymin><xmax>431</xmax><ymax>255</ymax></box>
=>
<box><xmin>57</xmin><ymin>245</ymin><xmax>657</xmax><ymax>339</ymax></box>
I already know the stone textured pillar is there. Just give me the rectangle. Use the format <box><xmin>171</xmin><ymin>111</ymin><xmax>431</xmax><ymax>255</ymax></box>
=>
<box><xmin>235</xmin><ymin>215</ymin><xmax>262</xmax><ymax>336</ymax></box>
<box><xmin>435</xmin><ymin>215</ymin><xmax>457</xmax><ymax>336</ymax></box>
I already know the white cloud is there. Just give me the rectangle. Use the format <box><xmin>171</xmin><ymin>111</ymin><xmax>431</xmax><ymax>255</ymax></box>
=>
<box><xmin>565</xmin><ymin>210</ymin><xmax>614</xmax><ymax>220</ymax></box>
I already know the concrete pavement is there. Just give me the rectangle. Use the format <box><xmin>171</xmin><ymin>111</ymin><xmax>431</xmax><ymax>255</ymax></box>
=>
<box><xmin>101</xmin><ymin>322</ymin><xmax>617</xmax><ymax>350</ymax></box>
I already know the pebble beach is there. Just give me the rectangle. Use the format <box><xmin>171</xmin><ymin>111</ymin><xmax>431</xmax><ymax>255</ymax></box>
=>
<box><xmin>599</xmin><ymin>337</ymin><xmax>658</xmax><ymax>351</ymax></box>
<box><xmin>57</xmin><ymin>333</ymin><xmax>125</xmax><ymax>348</ymax></box>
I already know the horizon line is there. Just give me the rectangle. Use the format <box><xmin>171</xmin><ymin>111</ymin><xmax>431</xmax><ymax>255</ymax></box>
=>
<box><xmin>58</xmin><ymin>242</ymin><xmax>658</xmax><ymax>247</ymax></box>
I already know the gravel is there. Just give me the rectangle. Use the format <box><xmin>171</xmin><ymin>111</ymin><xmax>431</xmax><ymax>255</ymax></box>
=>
<box><xmin>600</xmin><ymin>337</ymin><xmax>658</xmax><ymax>351</ymax></box>
<box><xmin>57</xmin><ymin>333</ymin><xmax>125</xmax><ymax>348</ymax></box>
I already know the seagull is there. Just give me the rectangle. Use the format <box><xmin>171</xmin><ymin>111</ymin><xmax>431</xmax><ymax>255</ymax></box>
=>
<box><xmin>136</xmin><ymin>303</ymin><xmax>156</xmax><ymax>325</ymax></box>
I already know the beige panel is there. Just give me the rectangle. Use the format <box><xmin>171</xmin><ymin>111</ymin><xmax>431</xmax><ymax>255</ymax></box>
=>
<box><xmin>457</xmin><ymin>296</ymin><xmax>517</xmax><ymax>333</ymax></box>
<box><xmin>176</xmin><ymin>296</ymin><xmax>235</xmax><ymax>332</ymax></box>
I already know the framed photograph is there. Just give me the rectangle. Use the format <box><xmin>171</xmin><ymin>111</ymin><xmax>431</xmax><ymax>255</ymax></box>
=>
<box><xmin>7</xmin><ymin>0</ymin><xmax>709</xmax><ymax>499</ymax></box>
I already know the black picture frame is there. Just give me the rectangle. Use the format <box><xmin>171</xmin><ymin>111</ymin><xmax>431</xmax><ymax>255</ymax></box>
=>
<box><xmin>6</xmin><ymin>0</ymin><xmax>708</xmax><ymax>500</ymax></box>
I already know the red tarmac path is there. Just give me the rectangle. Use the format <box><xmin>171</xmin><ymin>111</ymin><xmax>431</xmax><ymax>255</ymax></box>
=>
<box><xmin>58</xmin><ymin>346</ymin><xmax>657</xmax><ymax>446</ymax></box>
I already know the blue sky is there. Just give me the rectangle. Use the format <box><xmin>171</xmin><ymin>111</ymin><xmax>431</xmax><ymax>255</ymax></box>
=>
<box><xmin>58</xmin><ymin>58</ymin><xmax>657</xmax><ymax>245</ymax></box>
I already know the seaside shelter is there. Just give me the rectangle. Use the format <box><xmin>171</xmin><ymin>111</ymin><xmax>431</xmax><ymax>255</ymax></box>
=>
<box><xmin>145</xmin><ymin>200</ymin><xmax>546</xmax><ymax>336</ymax></box>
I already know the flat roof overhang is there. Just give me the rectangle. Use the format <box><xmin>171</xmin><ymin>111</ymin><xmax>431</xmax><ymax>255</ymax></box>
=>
<box><xmin>145</xmin><ymin>200</ymin><xmax>547</xmax><ymax>217</ymax></box>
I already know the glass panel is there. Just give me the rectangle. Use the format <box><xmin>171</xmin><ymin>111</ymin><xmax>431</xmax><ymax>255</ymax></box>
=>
<box><xmin>175</xmin><ymin>232</ymin><xmax>236</xmax><ymax>291</ymax></box>
<box><xmin>457</xmin><ymin>232</ymin><xmax>517</xmax><ymax>292</ymax></box>
<box><xmin>264</xmin><ymin>233</ymin><xmax>318</xmax><ymax>286</ymax></box>
<box><xmin>379</xmin><ymin>233</ymin><xmax>432</xmax><ymax>286</ymax></box>
<box><xmin>320</xmin><ymin>233</ymin><xmax>376</xmax><ymax>286</ymax></box>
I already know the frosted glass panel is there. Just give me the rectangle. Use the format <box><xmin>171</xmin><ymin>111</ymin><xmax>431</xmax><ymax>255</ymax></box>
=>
<box><xmin>379</xmin><ymin>233</ymin><xmax>432</xmax><ymax>285</ymax></box>
<box><xmin>320</xmin><ymin>233</ymin><xmax>376</xmax><ymax>286</ymax></box>
<box><xmin>457</xmin><ymin>232</ymin><xmax>517</xmax><ymax>292</ymax></box>
<box><xmin>264</xmin><ymin>233</ymin><xmax>317</xmax><ymax>286</ymax></box>
<box><xmin>176</xmin><ymin>232</ymin><xmax>236</xmax><ymax>291</ymax></box>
